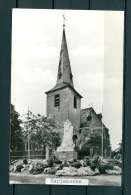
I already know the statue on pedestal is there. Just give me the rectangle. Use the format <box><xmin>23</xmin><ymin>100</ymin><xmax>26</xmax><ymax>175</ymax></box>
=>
<box><xmin>57</xmin><ymin>119</ymin><xmax>75</xmax><ymax>152</ymax></box>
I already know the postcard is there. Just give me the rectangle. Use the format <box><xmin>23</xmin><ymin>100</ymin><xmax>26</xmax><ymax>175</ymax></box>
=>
<box><xmin>10</xmin><ymin>9</ymin><xmax>124</xmax><ymax>185</ymax></box>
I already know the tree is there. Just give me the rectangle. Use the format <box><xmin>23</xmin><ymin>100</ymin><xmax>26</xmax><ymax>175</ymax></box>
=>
<box><xmin>117</xmin><ymin>140</ymin><xmax>122</xmax><ymax>154</ymax></box>
<box><xmin>10</xmin><ymin>104</ymin><xmax>22</xmax><ymax>150</ymax></box>
<box><xmin>112</xmin><ymin>140</ymin><xmax>122</xmax><ymax>159</ymax></box>
<box><xmin>81</xmin><ymin>129</ymin><xmax>109</xmax><ymax>158</ymax></box>
<box><xmin>21</xmin><ymin>111</ymin><xmax>61</xmax><ymax>158</ymax></box>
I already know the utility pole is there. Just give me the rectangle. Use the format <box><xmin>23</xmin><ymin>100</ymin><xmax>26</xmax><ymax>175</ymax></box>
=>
<box><xmin>101</xmin><ymin>105</ymin><xmax>103</xmax><ymax>160</ymax></box>
<box><xmin>28</xmin><ymin>107</ymin><xmax>30</xmax><ymax>160</ymax></box>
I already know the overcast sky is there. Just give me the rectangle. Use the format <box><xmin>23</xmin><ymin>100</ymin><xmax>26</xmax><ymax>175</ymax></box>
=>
<box><xmin>11</xmin><ymin>9</ymin><xmax>124</xmax><ymax>150</ymax></box>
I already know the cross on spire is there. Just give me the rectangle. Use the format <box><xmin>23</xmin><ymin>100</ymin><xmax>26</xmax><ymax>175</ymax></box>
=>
<box><xmin>62</xmin><ymin>13</ymin><xmax>67</xmax><ymax>27</ymax></box>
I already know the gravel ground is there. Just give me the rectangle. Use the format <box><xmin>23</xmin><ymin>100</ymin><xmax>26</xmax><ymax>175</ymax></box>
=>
<box><xmin>10</xmin><ymin>170</ymin><xmax>121</xmax><ymax>186</ymax></box>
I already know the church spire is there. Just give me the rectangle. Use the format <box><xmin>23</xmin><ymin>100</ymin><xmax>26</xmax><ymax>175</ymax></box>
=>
<box><xmin>56</xmin><ymin>14</ymin><xmax>74</xmax><ymax>88</ymax></box>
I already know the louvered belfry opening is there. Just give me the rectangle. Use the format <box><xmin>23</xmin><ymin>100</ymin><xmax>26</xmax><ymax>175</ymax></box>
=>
<box><xmin>54</xmin><ymin>94</ymin><xmax>60</xmax><ymax>107</ymax></box>
<box><xmin>74</xmin><ymin>95</ymin><xmax>77</xmax><ymax>109</ymax></box>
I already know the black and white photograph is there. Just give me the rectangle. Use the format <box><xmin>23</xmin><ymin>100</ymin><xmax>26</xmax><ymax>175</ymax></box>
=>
<box><xmin>10</xmin><ymin>9</ymin><xmax>124</xmax><ymax>185</ymax></box>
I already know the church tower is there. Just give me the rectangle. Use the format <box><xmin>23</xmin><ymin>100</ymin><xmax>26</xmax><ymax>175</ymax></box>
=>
<box><xmin>45</xmin><ymin>16</ymin><xmax>82</xmax><ymax>138</ymax></box>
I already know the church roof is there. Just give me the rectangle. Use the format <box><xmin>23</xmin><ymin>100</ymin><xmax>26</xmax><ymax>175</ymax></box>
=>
<box><xmin>46</xmin><ymin>82</ymin><xmax>68</xmax><ymax>93</ymax></box>
<box><xmin>81</xmin><ymin>107</ymin><xmax>93</xmax><ymax>116</ymax></box>
<box><xmin>45</xmin><ymin>82</ymin><xmax>83</xmax><ymax>98</ymax></box>
<box><xmin>80</xmin><ymin>107</ymin><xmax>108</xmax><ymax>130</ymax></box>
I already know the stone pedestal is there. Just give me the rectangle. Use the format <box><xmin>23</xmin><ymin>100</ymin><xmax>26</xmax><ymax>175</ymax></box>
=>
<box><xmin>55</xmin><ymin>119</ymin><xmax>77</xmax><ymax>161</ymax></box>
<box><xmin>56</xmin><ymin>151</ymin><xmax>77</xmax><ymax>161</ymax></box>
<box><xmin>57</xmin><ymin>145</ymin><xmax>75</xmax><ymax>152</ymax></box>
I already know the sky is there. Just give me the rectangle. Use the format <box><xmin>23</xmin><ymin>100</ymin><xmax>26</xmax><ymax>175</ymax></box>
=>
<box><xmin>11</xmin><ymin>9</ymin><xmax>124</xmax><ymax>150</ymax></box>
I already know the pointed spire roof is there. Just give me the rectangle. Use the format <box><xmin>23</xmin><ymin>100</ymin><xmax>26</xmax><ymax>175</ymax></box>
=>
<box><xmin>56</xmin><ymin>25</ymin><xmax>74</xmax><ymax>87</ymax></box>
<box><xmin>45</xmin><ymin>19</ymin><xmax>82</xmax><ymax>98</ymax></box>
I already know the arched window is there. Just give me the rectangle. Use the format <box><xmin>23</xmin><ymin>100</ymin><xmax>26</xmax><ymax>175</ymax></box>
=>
<box><xmin>54</xmin><ymin>94</ymin><xmax>60</xmax><ymax>107</ymax></box>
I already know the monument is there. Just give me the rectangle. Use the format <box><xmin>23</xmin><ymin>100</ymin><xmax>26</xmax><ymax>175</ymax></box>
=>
<box><xmin>56</xmin><ymin>119</ymin><xmax>77</xmax><ymax>161</ymax></box>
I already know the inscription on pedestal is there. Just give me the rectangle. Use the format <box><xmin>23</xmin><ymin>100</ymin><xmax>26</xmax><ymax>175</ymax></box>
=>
<box><xmin>57</xmin><ymin>151</ymin><xmax>77</xmax><ymax>161</ymax></box>
<box><xmin>59</xmin><ymin>152</ymin><xmax>67</xmax><ymax>158</ymax></box>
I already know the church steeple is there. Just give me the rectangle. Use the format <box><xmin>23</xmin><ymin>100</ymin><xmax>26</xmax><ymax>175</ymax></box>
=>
<box><xmin>45</xmin><ymin>14</ymin><xmax>82</xmax><ymax>134</ymax></box>
<box><xmin>56</xmin><ymin>17</ymin><xmax>74</xmax><ymax>88</ymax></box>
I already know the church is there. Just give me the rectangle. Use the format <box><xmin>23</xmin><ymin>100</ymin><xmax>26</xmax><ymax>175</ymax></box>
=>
<box><xmin>45</xmin><ymin>19</ymin><xmax>111</xmax><ymax>158</ymax></box>
<box><xmin>10</xmin><ymin>17</ymin><xmax>111</xmax><ymax>159</ymax></box>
